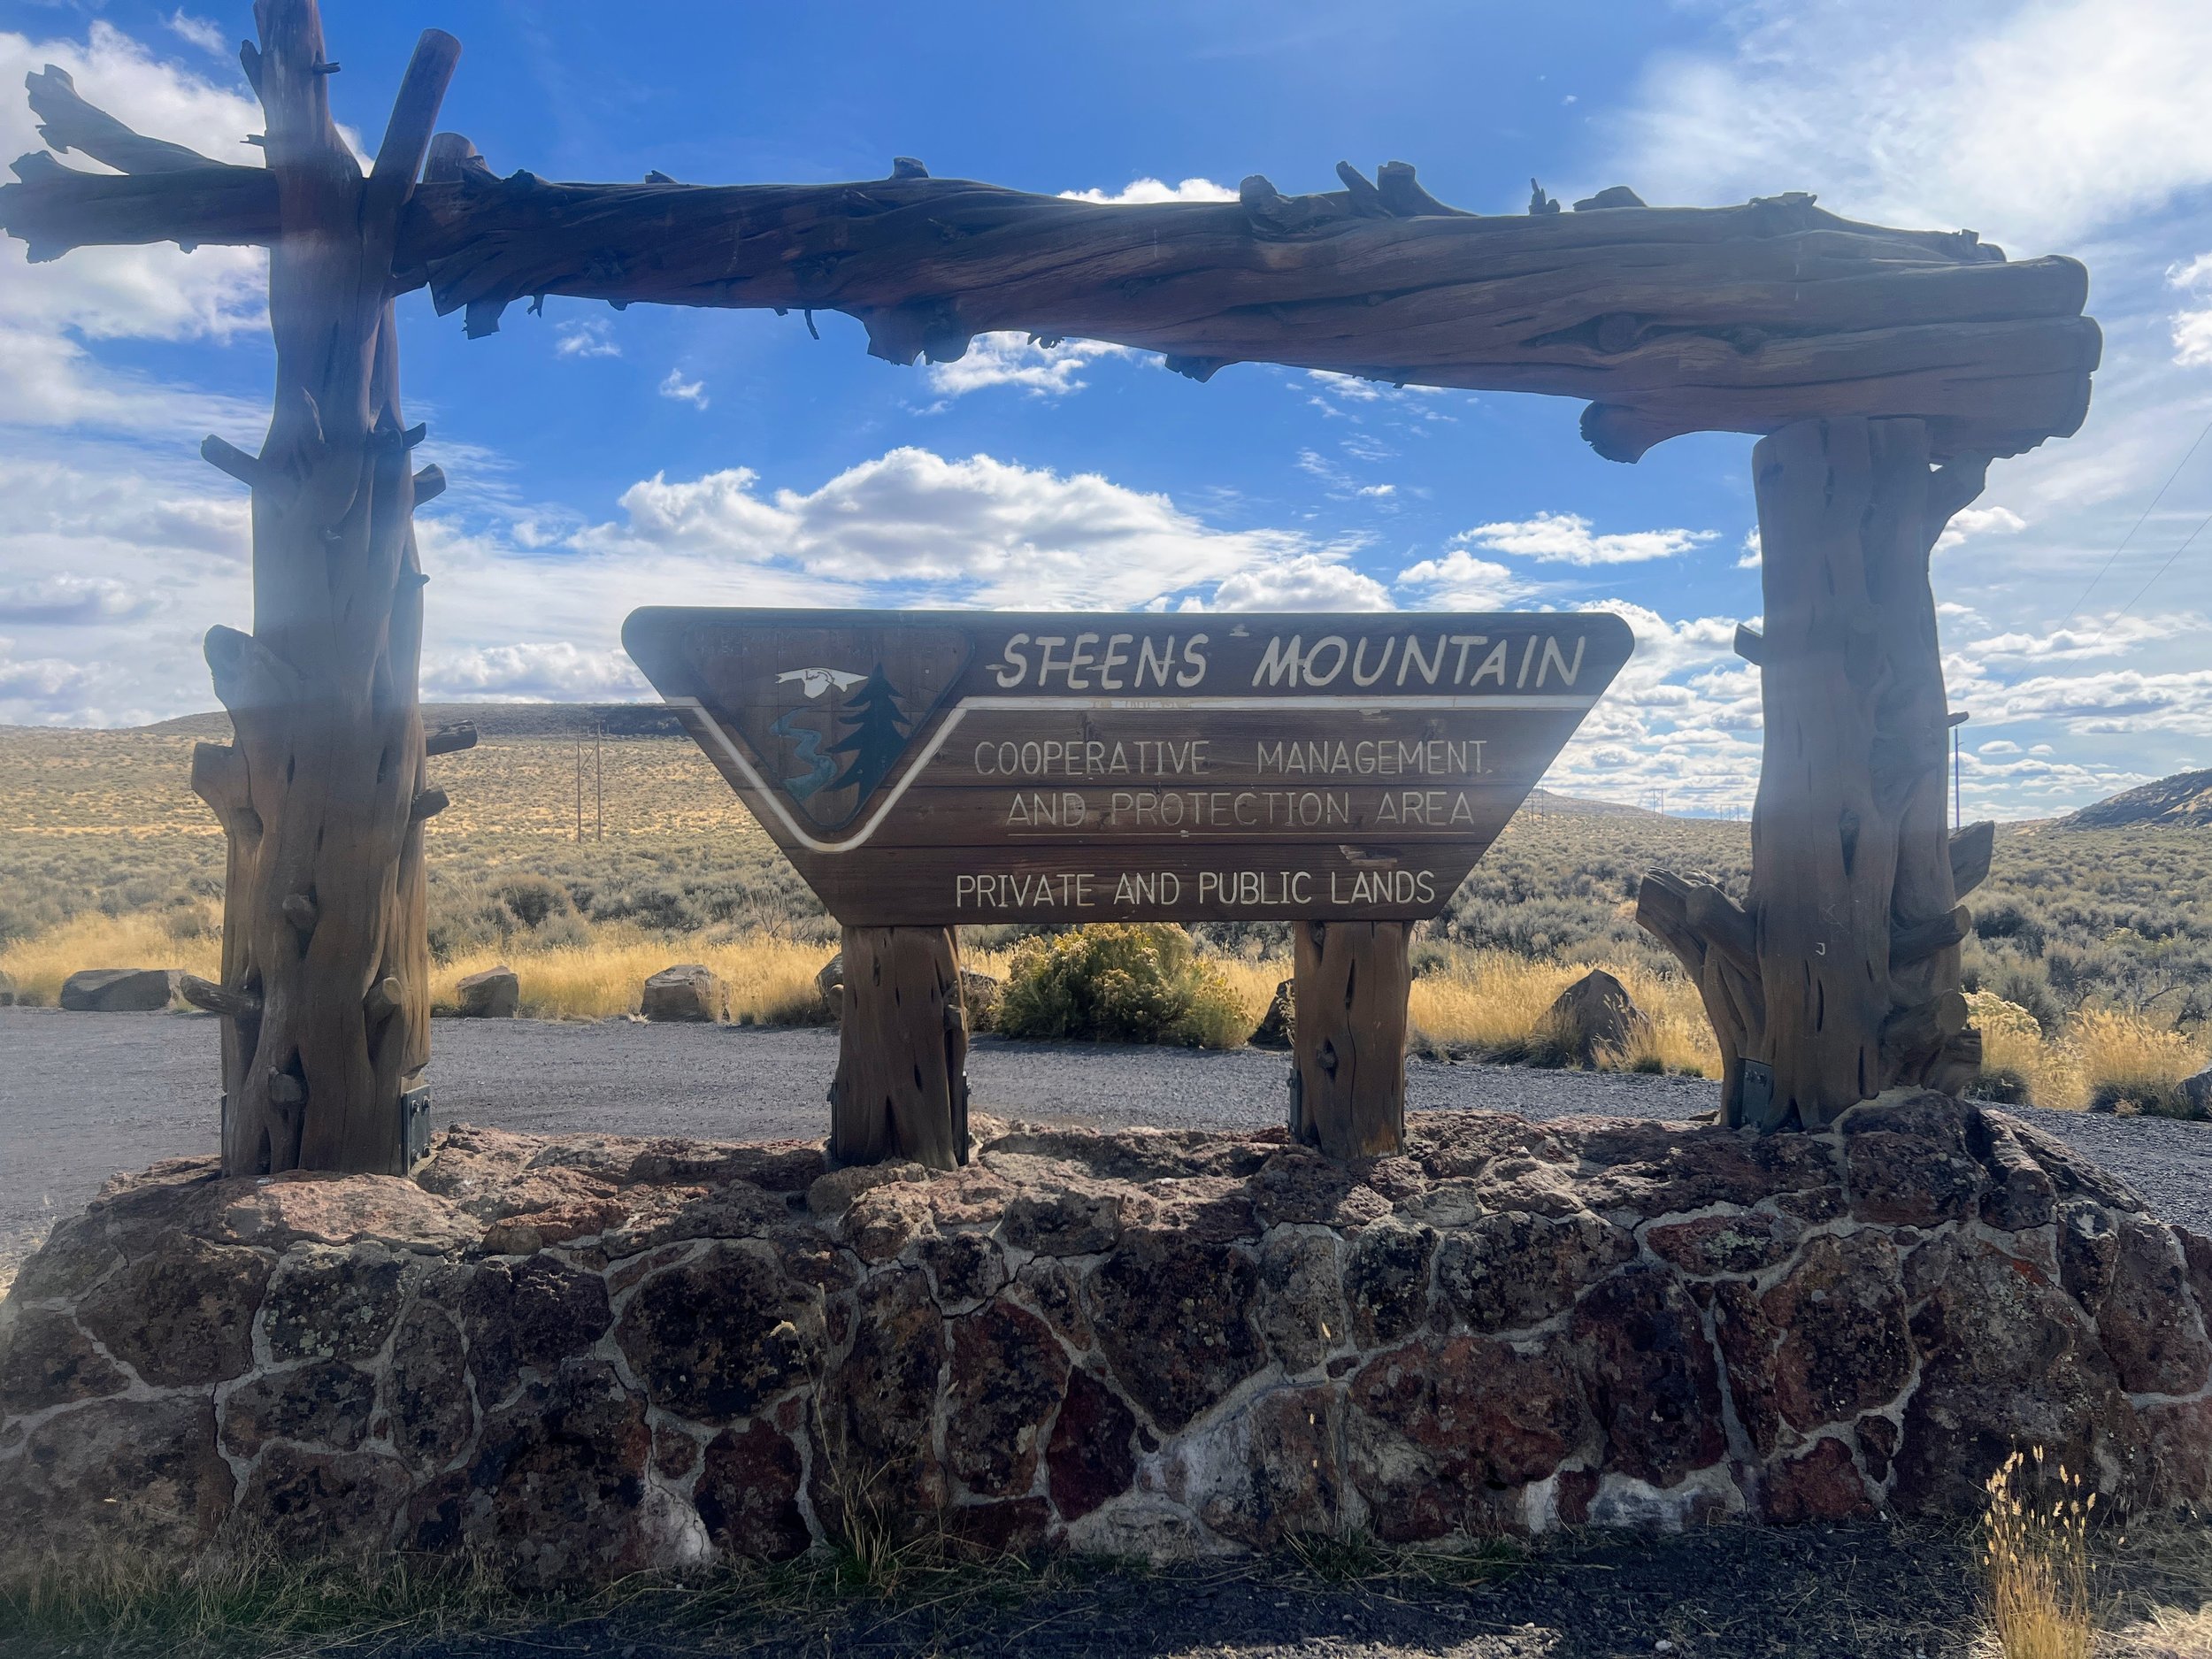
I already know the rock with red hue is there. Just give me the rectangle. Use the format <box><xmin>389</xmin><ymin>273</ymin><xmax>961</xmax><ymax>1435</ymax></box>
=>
<box><xmin>921</xmin><ymin>1230</ymin><xmax>1009</xmax><ymax>1309</ymax></box>
<box><xmin>1646</xmin><ymin>1211</ymin><xmax>1803</xmax><ymax>1278</ymax></box>
<box><xmin>1048</xmin><ymin>1366</ymin><xmax>1139</xmax><ymax>1523</ymax></box>
<box><xmin>2095</xmin><ymin>1219</ymin><xmax>2212</xmax><ymax>1396</ymax></box>
<box><xmin>78</xmin><ymin>1233</ymin><xmax>268</xmax><ymax>1386</ymax></box>
<box><xmin>1348</xmin><ymin>1333</ymin><xmax>1592</xmax><ymax>1540</ymax></box>
<box><xmin>1341</xmin><ymin>1220</ymin><xmax>1436</xmax><ymax>1346</ymax></box>
<box><xmin>417</xmin><ymin>1361</ymin><xmax>654</xmax><ymax>1585</ymax></box>
<box><xmin>1435</xmin><ymin>1210</ymin><xmax>1634</xmax><ymax>1334</ymax></box>
<box><xmin>463</xmin><ymin>1255</ymin><xmax>612</xmax><ymax>1402</ymax></box>
<box><xmin>1573</xmin><ymin>1266</ymin><xmax>1726</xmax><ymax>1487</ymax></box>
<box><xmin>1969</xmin><ymin>1112</ymin><xmax>2058</xmax><ymax>1231</ymax></box>
<box><xmin>695</xmin><ymin>1421</ymin><xmax>810</xmax><ymax>1560</ymax></box>
<box><xmin>614</xmin><ymin>1243</ymin><xmax>818</xmax><ymax>1423</ymax></box>
<box><xmin>4</xmin><ymin>1093</ymin><xmax>2206</xmax><ymax>1580</ymax></box>
<box><xmin>1892</xmin><ymin>1240</ymin><xmax>2147</xmax><ymax>1515</ymax></box>
<box><xmin>1759</xmin><ymin>1436</ymin><xmax>1874</xmax><ymax>1524</ymax></box>
<box><xmin>1576</xmin><ymin>1120</ymin><xmax>1841</xmax><ymax>1218</ymax></box>
<box><xmin>1759</xmin><ymin>1233</ymin><xmax>1914</xmax><ymax>1432</ymax></box>
<box><xmin>1004</xmin><ymin>1186</ymin><xmax>1124</xmax><ymax>1256</ymax></box>
<box><xmin>947</xmin><ymin>1300</ymin><xmax>1068</xmax><ymax>1498</ymax></box>
<box><xmin>1841</xmin><ymin>1090</ymin><xmax>1986</xmax><ymax>1225</ymax></box>
<box><xmin>1090</xmin><ymin>1231</ymin><xmax>1262</xmax><ymax>1432</ymax></box>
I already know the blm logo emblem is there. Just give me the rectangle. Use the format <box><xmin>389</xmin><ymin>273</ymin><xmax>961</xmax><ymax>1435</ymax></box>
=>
<box><xmin>648</xmin><ymin>618</ymin><xmax>971</xmax><ymax>832</ymax></box>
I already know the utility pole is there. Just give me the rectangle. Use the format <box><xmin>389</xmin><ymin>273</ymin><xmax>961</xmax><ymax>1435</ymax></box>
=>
<box><xmin>1948</xmin><ymin>710</ymin><xmax>1970</xmax><ymax>831</ymax></box>
<box><xmin>595</xmin><ymin>719</ymin><xmax>603</xmax><ymax>841</ymax></box>
<box><xmin>574</xmin><ymin>734</ymin><xmax>584</xmax><ymax>842</ymax></box>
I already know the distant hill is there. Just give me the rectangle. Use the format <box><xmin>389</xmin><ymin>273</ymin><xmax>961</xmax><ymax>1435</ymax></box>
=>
<box><xmin>2059</xmin><ymin>768</ymin><xmax>2212</xmax><ymax>830</ymax></box>
<box><xmin>1519</xmin><ymin>787</ymin><xmax>1661</xmax><ymax>819</ymax></box>
<box><xmin>134</xmin><ymin>702</ymin><xmax>689</xmax><ymax>741</ymax></box>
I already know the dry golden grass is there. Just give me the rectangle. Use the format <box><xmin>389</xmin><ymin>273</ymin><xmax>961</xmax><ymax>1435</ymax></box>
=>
<box><xmin>1967</xmin><ymin>991</ymin><xmax>2211</xmax><ymax>1113</ymax></box>
<box><xmin>1979</xmin><ymin>1450</ymin><xmax>2095</xmax><ymax>1659</ymax></box>
<box><xmin>431</xmin><ymin>929</ymin><xmax>837</xmax><ymax>1024</ymax></box>
<box><xmin>1409</xmin><ymin>951</ymin><xmax>1719</xmax><ymax>1074</ymax></box>
<box><xmin>0</xmin><ymin>907</ymin><xmax>221</xmax><ymax>1005</ymax></box>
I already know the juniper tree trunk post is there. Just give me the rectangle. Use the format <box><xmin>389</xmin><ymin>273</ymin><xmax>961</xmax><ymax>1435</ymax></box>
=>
<box><xmin>829</xmin><ymin>926</ymin><xmax>970</xmax><ymax>1170</ymax></box>
<box><xmin>181</xmin><ymin>5</ymin><xmax>459</xmax><ymax>1175</ymax></box>
<box><xmin>1289</xmin><ymin>921</ymin><xmax>1411</xmax><ymax>1158</ymax></box>
<box><xmin>1639</xmin><ymin>415</ymin><xmax>1994</xmax><ymax>1129</ymax></box>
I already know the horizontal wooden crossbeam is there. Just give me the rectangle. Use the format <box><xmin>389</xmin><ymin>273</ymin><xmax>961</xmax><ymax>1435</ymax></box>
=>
<box><xmin>0</xmin><ymin>76</ymin><xmax>2099</xmax><ymax>461</ymax></box>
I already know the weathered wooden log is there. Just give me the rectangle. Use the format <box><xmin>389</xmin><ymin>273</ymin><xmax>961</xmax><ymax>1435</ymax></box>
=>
<box><xmin>179</xmin><ymin>973</ymin><xmax>263</xmax><ymax>1021</ymax></box>
<box><xmin>1950</xmin><ymin>819</ymin><xmax>1996</xmax><ymax>897</ymax></box>
<box><xmin>1641</xmin><ymin>415</ymin><xmax>1987</xmax><ymax>1128</ymax></box>
<box><xmin>1288</xmin><ymin>921</ymin><xmax>1410</xmax><ymax>1159</ymax></box>
<box><xmin>180</xmin><ymin>4</ymin><xmax>456</xmax><ymax>1177</ymax></box>
<box><xmin>0</xmin><ymin>139</ymin><xmax>2098</xmax><ymax>462</ymax></box>
<box><xmin>829</xmin><ymin>925</ymin><xmax>969</xmax><ymax>1170</ymax></box>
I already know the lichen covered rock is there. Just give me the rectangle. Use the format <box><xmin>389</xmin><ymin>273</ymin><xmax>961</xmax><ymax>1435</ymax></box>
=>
<box><xmin>3</xmin><ymin>1092</ymin><xmax>2207</xmax><ymax>1576</ymax></box>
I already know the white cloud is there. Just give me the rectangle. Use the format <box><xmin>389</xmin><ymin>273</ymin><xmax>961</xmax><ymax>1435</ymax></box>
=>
<box><xmin>1458</xmin><ymin>511</ymin><xmax>1715</xmax><ymax>566</ymax></box>
<box><xmin>922</xmin><ymin>332</ymin><xmax>1140</xmax><ymax>398</ymax></box>
<box><xmin>572</xmin><ymin>447</ymin><xmax>1346</xmax><ymax>611</ymax></box>
<box><xmin>163</xmin><ymin>12</ymin><xmax>227</xmax><ymax>53</ymax></box>
<box><xmin>1737</xmin><ymin>527</ymin><xmax>1762</xmax><ymax>569</ymax></box>
<box><xmin>658</xmin><ymin>369</ymin><xmax>709</xmax><ymax>409</ymax></box>
<box><xmin>0</xmin><ymin>574</ymin><xmax>154</xmax><ymax>625</ymax></box>
<box><xmin>2171</xmin><ymin>251</ymin><xmax>2212</xmax><ymax>366</ymax></box>
<box><xmin>1933</xmin><ymin>504</ymin><xmax>2028</xmax><ymax>552</ymax></box>
<box><xmin>1604</xmin><ymin>0</ymin><xmax>2212</xmax><ymax>250</ymax></box>
<box><xmin>423</xmin><ymin>642</ymin><xmax>649</xmax><ymax>702</ymax></box>
<box><xmin>1394</xmin><ymin>550</ymin><xmax>1531</xmax><ymax>610</ymax></box>
<box><xmin>555</xmin><ymin>319</ymin><xmax>622</xmax><ymax>359</ymax></box>
<box><xmin>1058</xmin><ymin>177</ymin><xmax>1237</xmax><ymax>205</ymax></box>
<box><xmin>1206</xmin><ymin>556</ymin><xmax>1391</xmax><ymax>612</ymax></box>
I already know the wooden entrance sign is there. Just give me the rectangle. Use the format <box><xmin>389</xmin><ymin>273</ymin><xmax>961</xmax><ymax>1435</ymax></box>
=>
<box><xmin>626</xmin><ymin>608</ymin><xmax>1632</xmax><ymax>1164</ymax></box>
<box><xmin>1</xmin><ymin>0</ymin><xmax>2100</xmax><ymax>1175</ymax></box>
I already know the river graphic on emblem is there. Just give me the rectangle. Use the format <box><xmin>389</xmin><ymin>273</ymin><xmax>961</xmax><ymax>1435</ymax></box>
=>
<box><xmin>770</xmin><ymin>664</ymin><xmax>910</xmax><ymax>804</ymax></box>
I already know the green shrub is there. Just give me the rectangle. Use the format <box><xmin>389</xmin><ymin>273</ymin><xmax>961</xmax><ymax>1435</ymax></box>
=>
<box><xmin>996</xmin><ymin>924</ymin><xmax>1252</xmax><ymax>1048</ymax></box>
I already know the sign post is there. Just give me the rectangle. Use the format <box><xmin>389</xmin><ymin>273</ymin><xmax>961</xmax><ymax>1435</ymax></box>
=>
<box><xmin>626</xmin><ymin>608</ymin><xmax>1632</xmax><ymax>1164</ymax></box>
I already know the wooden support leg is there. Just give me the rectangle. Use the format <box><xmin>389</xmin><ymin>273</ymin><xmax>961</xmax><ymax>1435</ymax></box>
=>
<box><xmin>1639</xmin><ymin>415</ymin><xmax>1993</xmax><ymax>1129</ymax></box>
<box><xmin>829</xmin><ymin>925</ymin><xmax>969</xmax><ymax>1170</ymax></box>
<box><xmin>1288</xmin><ymin>921</ymin><xmax>1409</xmax><ymax>1159</ymax></box>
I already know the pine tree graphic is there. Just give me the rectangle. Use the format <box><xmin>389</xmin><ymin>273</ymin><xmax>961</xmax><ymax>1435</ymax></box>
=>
<box><xmin>827</xmin><ymin>664</ymin><xmax>909</xmax><ymax>800</ymax></box>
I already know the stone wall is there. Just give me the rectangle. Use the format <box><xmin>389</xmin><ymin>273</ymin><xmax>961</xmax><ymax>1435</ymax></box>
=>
<box><xmin>4</xmin><ymin>1092</ymin><xmax>2209</xmax><ymax>1581</ymax></box>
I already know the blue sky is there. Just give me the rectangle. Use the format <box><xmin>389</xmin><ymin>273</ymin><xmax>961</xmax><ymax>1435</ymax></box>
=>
<box><xmin>4</xmin><ymin>0</ymin><xmax>2212</xmax><ymax>818</ymax></box>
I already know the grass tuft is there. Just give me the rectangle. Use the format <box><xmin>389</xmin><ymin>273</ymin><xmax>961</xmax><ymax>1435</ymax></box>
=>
<box><xmin>1981</xmin><ymin>1448</ymin><xmax>2095</xmax><ymax>1659</ymax></box>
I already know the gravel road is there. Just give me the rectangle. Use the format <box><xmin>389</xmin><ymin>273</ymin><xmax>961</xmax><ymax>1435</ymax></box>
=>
<box><xmin>5</xmin><ymin>1006</ymin><xmax>2209</xmax><ymax>1253</ymax></box>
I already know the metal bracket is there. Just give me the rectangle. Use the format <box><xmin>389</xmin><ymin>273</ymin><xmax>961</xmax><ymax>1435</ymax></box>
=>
<box><xmin>1739</xmin><ymin>1059</ymin><xmax>1777</xmax><ymax>1128</ymax></box>
<box><xmin>402</xmin><ymin>1085</ymin><xmax>434</xmax><ymax>1168</ymax></box>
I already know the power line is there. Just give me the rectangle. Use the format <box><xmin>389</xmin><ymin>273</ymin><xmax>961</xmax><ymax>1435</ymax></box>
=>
<box><xmin>2109</xmin><ymin>504</ymin><xmax>2212</xmax><ymax>624</ymax></box>
<box><xmin>2058</xmin><ymin>412</ymin><xmax>2212</xmax><ymax>626</ymax></box>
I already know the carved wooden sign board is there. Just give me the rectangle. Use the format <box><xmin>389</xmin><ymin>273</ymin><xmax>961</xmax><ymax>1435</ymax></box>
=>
<box><xmin>624</xmin><ymin>608</ymin><xmax>1632</xmax><ymax>926</ymax></box>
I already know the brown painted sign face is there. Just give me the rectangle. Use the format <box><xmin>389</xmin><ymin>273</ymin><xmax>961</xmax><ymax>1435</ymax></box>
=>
<box><xmin>622</xmin><ymin>609</ymin><xmax>1633</xmax><ymax>926</ymax></box>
